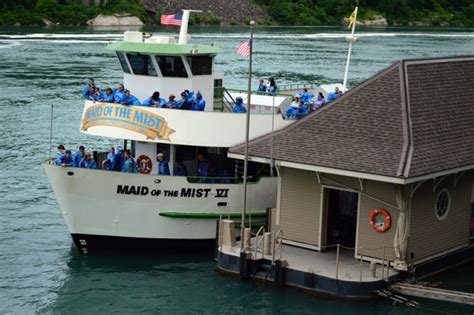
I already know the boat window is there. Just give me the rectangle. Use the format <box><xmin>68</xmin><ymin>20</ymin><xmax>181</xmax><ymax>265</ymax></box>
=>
<box><xmin>186</xmin><ymin>56</ymin><xmax>213</xmax><ymax>75</ymax></box>
<box><xmin>126</xmin><ymin>53</ymin><xmax>157</xmax><ymax>76</ymax></box>
<box><xmin>116</xmin><ymin>52</ymin><xmax>131</xmax><ymax>74</ymax></box>
<box><xmin>155</xmin><ymin>56</ymin><xmax>188</xmax><ymax>78</ymax></box>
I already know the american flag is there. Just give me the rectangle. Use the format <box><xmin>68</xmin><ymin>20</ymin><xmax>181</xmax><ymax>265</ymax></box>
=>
<box><xmin>236</xmin><ymin>39</ymin><xmax>251</xmax><ymax>57</ymax></box>
<box><xmin>161</xmin><ymin>14</ymin><xmax>182</xmax><ymax>26</ymax></box>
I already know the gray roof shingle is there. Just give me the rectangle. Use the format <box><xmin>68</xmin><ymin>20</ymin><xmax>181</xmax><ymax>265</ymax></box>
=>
<box><xmin>230</xmin><ymin>56</ymin><xmax>474</xmax><ymax>180</ymax></box>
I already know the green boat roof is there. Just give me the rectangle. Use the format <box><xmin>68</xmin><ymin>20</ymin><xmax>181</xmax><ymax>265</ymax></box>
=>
<box><xmin>107</xmin><ymin>41</ymin><xmax>222</xmax><ymax>55</ymax></box>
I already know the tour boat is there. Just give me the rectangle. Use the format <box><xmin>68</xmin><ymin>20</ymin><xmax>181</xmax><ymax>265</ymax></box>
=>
<box><xmin>43</xmin><ymin>11</ymin><xmax>342</xmax><ymax>253</ymax></box>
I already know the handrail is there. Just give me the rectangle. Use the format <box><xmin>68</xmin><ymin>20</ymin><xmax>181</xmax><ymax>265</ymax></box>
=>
<box><xmin>272</xmin><ymin>230</ymin><xmax>283</xmax><ymax>264</ymax></box>
<box><xmin>221</xmin><ymin>87</ymin><xmax>235</xmax><ymax>112</ymax></box>
<box><xmin>253</xmin><ymin>226</ymin><xmax>266</xmax><ymax>260</ymax></box>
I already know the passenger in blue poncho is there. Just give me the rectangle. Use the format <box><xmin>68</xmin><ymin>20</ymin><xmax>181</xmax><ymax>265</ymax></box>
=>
<box><xmin>55</xmin><ymin>144</ymin><xmax>66</xmax><ymax>165</ymax></box>
<box><xmin>166</xmin><ymin>94</ymin><xmax>177</xmax><ymax>108</ymax></box>
<box><xmin>113</xmin><ymin>84</ymin><xmax>126</xmax><ymax>103</ymax></box>
<box><xmin>79</xmin><ymin>152</ymin><xmax>97</xmax><ymax>169</ymax></box>
<box><xmin>110</xmin><ymin>146</ymin><xmax>124</xmax><ymax>172</ymax></box>
<box><xmin>82</xmin><ymin>78</ymin><xmax>96</xmax><ymax>100</ymax></box>
<box><xmin>122</xmin><ymin>149</ymin><xmax>138</xmax><ymax>173</ymax></box>
<box><xmin>102</xmin><ymin>146</ymin><xmax>115</xmax><ymax>170</ymax></box>
<box><xmin>174</xmin><ymin>161</ymin><xmax>187</xmax><ymax>176</ymax></box>
<box><xmin>299</xmin><ymin>88</ymin><xmax>314</xmax><ymax>104</ymax></box>
<box><xmin>285</xmin><ymin>103</ymin><xmax>299</xmax><ymax>120</ymax></box>
<box><xmin>268</xmin><ymin>77</ymin><xmax>277</xmax><ymax>94</ymax></box>
<box><xmin>72</xmin><ymin>145</ymin><xmax>85</xmax><ymax>167</ymax></box>
<box><xmin>90</xmin><ymin>87</ymin><xmax>105</xmax><ymax>102</ymax></box>
<box><xmin>58</xmin><ymin>150</ymin><xmax>73</xmax><ymax>167</ymax></box>
<box><xmin>232</xmin><ymin>96</ymin><xmax>246</xmax><ymax>113</ymax></box>
<box><xmin>121</xmin><ymin>90</ymin><xmax>141</xmax><ymax>106</ymax></box>
<box><xmin>143</xmin><ymin>91</ymin><xmax>165</xmax><ymax>107</ymax></box>
<box><xmin>192</xmin><ymin>91</ymin><xmax>206</xmax><ymax>111</ymax></box>
<box><xmin>178</xmin><ymin>91</ymin><xmax>193</xmax><ymax>110</ymax></box>
<box><xmin>102</xmin><ymin>88</ymin><xmax>115</xmax><ymax>103</ymax></box>
<box><xmin>257</xmin><ymin>79</ymin><xmax>267</xmax><ymax>93</ymax></box>
<box><xmin>196</xmin><ymin>152</ymin><xmax>209</xmax><ymax>177</ymax></box>
<box><xmin>327</xmin><ymin>87</ymin><xmax>343</xmax><ymax>101</ymax></box>
<box><xmin>156</xmin><ymin>153</ymin><xmax>170</xmax><ymax>175</ymax></box>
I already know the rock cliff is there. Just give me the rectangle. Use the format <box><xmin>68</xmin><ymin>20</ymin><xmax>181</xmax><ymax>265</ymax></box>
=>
<box><xmin>143</xmin><ymin>0</ymin><xmax>269</xmax><ymax>24</ymax></box>
<box><xmin>87</xmin><ymin>13</ymin><xmax>144</xmax><ymax>26</ymax></box>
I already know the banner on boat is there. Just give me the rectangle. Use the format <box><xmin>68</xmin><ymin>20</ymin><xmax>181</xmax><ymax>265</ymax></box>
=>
<box><xmin>81</xmin><ymin>103</ymin><xmax>175</xmax><ymax>140</ymax></box>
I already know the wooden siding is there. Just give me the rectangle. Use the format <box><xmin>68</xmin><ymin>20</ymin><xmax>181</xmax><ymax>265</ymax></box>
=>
<box><xmin>409</xmin><ymin>174</ymin><xmax>472</xmax><ymax>262</ymax></box>
<box><xmin>356</xmin><ymin>181</ymin><xmax>399</xmax><ymax>261</ymax></box>
<box><xmin>280</xmin><ymin>167</ymin><xmax>320</xmax><ymax>246</ymax></box>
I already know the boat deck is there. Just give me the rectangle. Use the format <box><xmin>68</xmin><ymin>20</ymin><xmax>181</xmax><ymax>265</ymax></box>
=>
<box><xmin>221</xmin><ymin>238</ymin><xmax>397</xmax><ymax>283</ymax></box>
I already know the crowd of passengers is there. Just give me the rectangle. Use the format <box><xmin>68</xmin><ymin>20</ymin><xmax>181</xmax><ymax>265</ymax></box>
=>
<box><xmin>232</xmin><ymin>78</ymin><xmax>344</xmax><ymax>116</ymax></box>
<box><xmin>82</xmin><ymin>77</ymin><xmax>344</xmax><ymax>117</ymax></box>
<box><xmin>55</xmin><ymin>144</ymin><xmax>214</xmax><ymax>177</ymax></box>
<box><xmin>82</xmin><ymin>79</ymin><xmax>206</xmax><ymax>111</ymax></box>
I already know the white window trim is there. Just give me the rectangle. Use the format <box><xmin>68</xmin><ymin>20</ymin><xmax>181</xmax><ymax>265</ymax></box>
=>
<box><xmin>434</xmin><ymin>188</ymin><xmax>451</xmax><ymax>221</ymax></box>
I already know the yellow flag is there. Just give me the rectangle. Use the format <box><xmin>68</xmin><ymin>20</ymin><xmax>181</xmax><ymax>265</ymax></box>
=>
<box><xmin>348</xmin><ymin>9</ymin><xmax>356</xmax><ymax>29</ymax></box>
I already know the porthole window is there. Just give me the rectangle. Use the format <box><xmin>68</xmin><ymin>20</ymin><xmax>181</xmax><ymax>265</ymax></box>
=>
<box><xmin>435</xmin><ymin>189</ymin><xmax>450</xmax><ymax>221</ymax></box>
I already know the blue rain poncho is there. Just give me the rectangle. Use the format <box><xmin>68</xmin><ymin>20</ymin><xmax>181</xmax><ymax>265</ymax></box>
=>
<box><xmin>195</xmin><ymin>91</ymin><xmax>206</xmax><ymax>111</ymax></box>
<box><xmin>257</xmin><ymin>82</ymin><xmax>267</xmax><ymax>93</ymax></box>
<box><xmin>232</xmin><ymin>103</ymin><xmax>246</xmax><ymax>113</ymax></box>
<box><xmin>122</xmin><ymin>94</ymin><xmax>142</xmax><ymax>106</ymax></box>
<box><xmin>327</xmin><ymin>92</ymin><xmax>339</xmax><ymax>101</ymax></box>
<box><xmin>55</xmin><ymin>150</ymin><xmax>66</xmax><ymax>165</ymax></box>
<box><xmin>114</xmin><ymin>89</ymin><xmax>126</xmax><ymax>103</ymax></box>
<box><xmin>79</xmin><ymin>158</ymin><xmax>97</xmax><ymax>169</ymax></box>
<box><xmin>57</xmin><ymin>153</ymin><xmax>73</xmax><ymax>166</ymax></box>
<box><xmin>197</xmin><ymin>159</ymin><xmax>210</xmax><ymax>177</ymax></box>
<box><xmin>174</xmin><ymin>165</ymin><xmax>187</xmax><ymax>176</ymax></box>
<box><xmin>110</xmin><ymin>148</ymin><xmax>124</xmax><ymax>172</ymax></box>
<box><xmin>122</xmin><ymin>157</ymin><xmax>138</xmax><ymax>173</ymax></box>
<box><xmin>102</xmin><ymin>92</ymin><xmax>115</xmax><ymax>103</ymax></box>
<box><xmin>158</xmin><ymin>160</ymin><xmax>171</xmax><ymax>175</ymax></box>
<box><xmin>72</xmin><ymin>151</ymin><xmax>85</xmax><ymax>167</ymax></box>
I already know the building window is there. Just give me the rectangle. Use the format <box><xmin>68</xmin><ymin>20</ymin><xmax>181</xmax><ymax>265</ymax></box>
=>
<box><xmin>116</xmin><ymin>52</ymin><xmax>131</xmax><ymax>74</ymax></box>
<box><xmin>435</xmin><ymin>189</ymin><xmax>450</xmax><ymax>221</ymax></box>
<box><xmin>156</xmin><ymin>56</ymin><xmax>188</xmax><ymax>77</ymax></box>
<box><xmin>126</xmin><ymin>53</ymin><xmax>157</xmax><ymax>76</ymax></box>
<box><xmin>186</xmin><ymin>56</ymin><xmax>213</xmax><ymax>75</ymax></box>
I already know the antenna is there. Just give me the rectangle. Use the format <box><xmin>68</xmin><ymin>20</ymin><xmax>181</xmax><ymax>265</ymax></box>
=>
<box><xmin>49</xmin><ymin>104</ymin><xmax>54</xmax><ymax>164</ymax></box>
<box><xmin>178</xmin><ymin>9</ymin><xmax>203</xmax><ymax>45</ymax></box>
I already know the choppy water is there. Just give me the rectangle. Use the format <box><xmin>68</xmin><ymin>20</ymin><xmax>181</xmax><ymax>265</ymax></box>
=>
<box><xmin>0</xmin><ymin>26</ymin><xmax>473</xmax><ymax>314</ymax></box>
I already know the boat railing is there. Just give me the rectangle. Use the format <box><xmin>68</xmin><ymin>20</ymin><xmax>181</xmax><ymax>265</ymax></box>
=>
<box><xmin>281</xmin><ymin>112</ymin><xmax>310</xmax><ymax>120</ymax></box>
<box><xmin>278</xmin><ymin>83</ymin><xmax>319</xmax><ymax>92</ymax></box>
<box><xmin>186</xmin><ymin>176</ymin><xmax>240</xmax><ymax>184</ymax></box>
<box><xmin>252</xmin><ymin>226</ymin><xmax>266</xmax><ymax>260</ymax></box>
<box><xmin>272</xmin><ymin>230</ymin><xmax>283</xmax><ymax>264</ymax></box>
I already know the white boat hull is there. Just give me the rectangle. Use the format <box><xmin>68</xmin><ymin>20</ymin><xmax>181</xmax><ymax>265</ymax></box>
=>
<box><xmin>43</xmin><ymin>162</ymin><xmax>277</xmax><ymax>252</ymax></box>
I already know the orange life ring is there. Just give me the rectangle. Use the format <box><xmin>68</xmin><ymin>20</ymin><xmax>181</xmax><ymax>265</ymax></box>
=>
<box><xmin>136</xmin><ymin>155</ymin><xmax>152</xmax><ymax>174</ymax></box>
<box><xmin>369</xmin><ymin>208</ymin><xmax>392</xmax><ymax>233</ymax></box>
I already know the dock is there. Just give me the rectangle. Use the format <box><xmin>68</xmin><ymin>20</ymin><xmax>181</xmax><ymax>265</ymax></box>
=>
<box><xmin>391</xmin><ymin>283</ymin><xmax>474</xmax><ymax>306</ymax></box>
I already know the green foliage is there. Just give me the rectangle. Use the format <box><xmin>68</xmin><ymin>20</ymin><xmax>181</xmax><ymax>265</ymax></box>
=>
<box><xmin>255</xmin><ymin>0</ymin><xmax>474</xmax><ymax>26</ymax></box>
<box><xmin>189</xmin><ymin>14</ymin><xmax>221</xmax><ymax>26</ymax></box>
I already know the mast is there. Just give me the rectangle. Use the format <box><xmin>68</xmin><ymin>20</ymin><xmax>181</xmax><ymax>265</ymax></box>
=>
<box><xmin>342</xmin><ymin>4</ymin><xmax>359</xmax><ymax>90</ymax></box>
<box><xmin>178</xmin><ymin>9</ymin><xmax>202</xmax><ymax>45</ymax></box>
<box><xmin>240</xmin><ymin>20</ymin><xmax>255</xmax><ymax>250</ymax></box>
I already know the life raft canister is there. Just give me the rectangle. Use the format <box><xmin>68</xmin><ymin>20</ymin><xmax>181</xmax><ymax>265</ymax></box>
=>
<box><xmin>369</xmin><ymin>208</ymin><xmax>392</xmax><ymax>233</ymax></box>
<box><xmin>136</xmin><ymin>155</ymin><xmax>152</xmax><ymax>174</ymax></box>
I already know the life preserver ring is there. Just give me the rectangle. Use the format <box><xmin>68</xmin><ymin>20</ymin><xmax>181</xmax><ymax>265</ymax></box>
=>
<box><xmin>369</xmin><ymin>208</ymin><xmax>392</xmax><ymax>233</ymax></box>
<box><xmin>136</xmin><ymin>155</ymin><xmax>152</xmax><ymax>174</ymax></box>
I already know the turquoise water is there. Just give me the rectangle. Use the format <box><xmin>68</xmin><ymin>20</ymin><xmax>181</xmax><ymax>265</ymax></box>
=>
<box><xmin>0</xmin><ymin>26</ymin><xmax>473</xmax><ymax>313</ymax></box>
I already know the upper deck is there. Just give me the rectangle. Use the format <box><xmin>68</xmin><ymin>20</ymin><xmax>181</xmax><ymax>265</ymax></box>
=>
<box><xmin>80</xmin><ymin>100</ymin><xmax>294</xmax><ymax>148</ymax></box>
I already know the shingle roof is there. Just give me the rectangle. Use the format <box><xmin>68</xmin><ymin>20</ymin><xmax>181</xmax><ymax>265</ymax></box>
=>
<box><xmin>230</xmin><ymin>56</ymin><xmax>474</xmax><ymax>180</ymax></box>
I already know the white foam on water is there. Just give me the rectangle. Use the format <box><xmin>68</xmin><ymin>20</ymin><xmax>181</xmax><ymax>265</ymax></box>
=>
<box><xmin>0</xmin><ymin>41</ymin><xmax>21</xmax><ymax>49</ymax></box>
<box><xmin>0</xmin><ymin>33</ymin><xmax>122</xmax><ymax>39</ymax></box>
<box><xmin>0</xmin><ymin>32</ymin><xmax>472</xmax><ymax>43</ymax></box>
<box><xmin>0</xmin><ymin>39</ymin><xmax>113</xmax><ymax>44</ymax></box>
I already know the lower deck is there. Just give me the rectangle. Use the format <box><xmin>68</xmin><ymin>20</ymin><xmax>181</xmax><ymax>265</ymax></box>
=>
<box><xmin>217</xmin><ymin>238</ymin><xmax>399</xmax><ymax>298</ymax></box>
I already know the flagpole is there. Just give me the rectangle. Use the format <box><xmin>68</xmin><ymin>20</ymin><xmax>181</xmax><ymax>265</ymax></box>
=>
<box><xmin>240</xmin><ymin>20</ymin><xmax>255</xmax><ymax>250</ymax></box>
<box><xmin>342</xmin><ymin>5</ymin><xmax>358</xmax><ymax>90</ymax></box>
